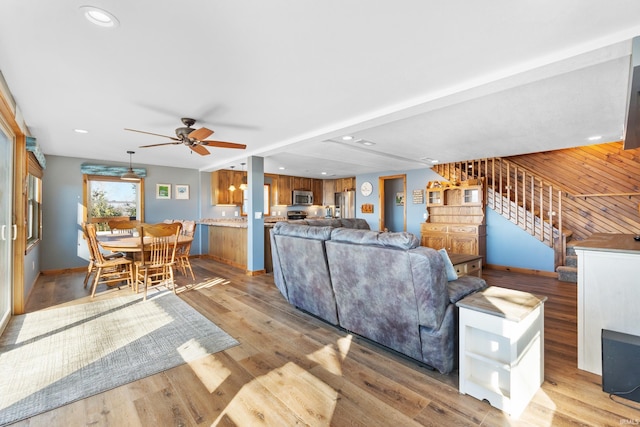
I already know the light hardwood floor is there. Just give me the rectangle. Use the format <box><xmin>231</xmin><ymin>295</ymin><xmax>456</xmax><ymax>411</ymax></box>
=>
<box><xmin>14</xmin><ymin>258</ymin><xmax>640</xmax><ymax>426</ymax></box>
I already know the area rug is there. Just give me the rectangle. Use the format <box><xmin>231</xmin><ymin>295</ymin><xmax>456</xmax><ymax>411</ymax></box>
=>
<box><xmin>0</xmin><ymin>291</ymin><xmax>239</xmax><ymax>426</ymax></box>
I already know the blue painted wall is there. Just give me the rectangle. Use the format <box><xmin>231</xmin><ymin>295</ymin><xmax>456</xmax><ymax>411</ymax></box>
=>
<box><xmin>41</xmin><ymin>155</ymin><xmax>554</xmax><ymax>273</ymax></box>
<box><xmin>486</xmin><ymin>209</ymin><xmax>554</xmax><ymax>272</ymax></box>
<box><xmin>42</xmin><ymin>155</ymin><xmax>204</xmax><ymax>271</ymax></box>
<box><xmin>356</xmin><ymin>168</ymin><xmax>443</xmax><ymax>238</ymax></box>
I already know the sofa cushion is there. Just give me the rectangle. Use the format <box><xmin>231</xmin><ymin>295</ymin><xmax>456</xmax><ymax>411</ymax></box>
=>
<box><xmin>438</xmin><ymin>249</ymin><xmax>459</xmax><ymax>281</ymax></box>
<box><xmin>330</xmin><ymin>228</ymin><xmax>419</xmax><ymax>250</ymax></box>
<box><xmin>272</xmin><ymin>222</ymin><xmax>333</xmax><ymax>240</ymax></box>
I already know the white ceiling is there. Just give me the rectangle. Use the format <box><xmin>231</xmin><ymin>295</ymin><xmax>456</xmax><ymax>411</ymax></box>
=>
<box><xmin>1</xmin><ymin>1</ymin><xmax>640</xmax><ymax>178</ymax></box>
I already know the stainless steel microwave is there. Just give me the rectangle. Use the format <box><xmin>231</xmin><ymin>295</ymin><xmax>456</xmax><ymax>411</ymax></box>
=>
<box><xmin>292</xmin><ymin>190</ymin><xmax>313</xmax><ymax>205</ymax></box>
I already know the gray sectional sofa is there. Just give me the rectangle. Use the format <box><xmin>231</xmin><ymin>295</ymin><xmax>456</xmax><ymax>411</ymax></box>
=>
<box><xmin>270</xmin><ymin>220</ymin><xmax>487</xmax><ymax>374</ymax></box>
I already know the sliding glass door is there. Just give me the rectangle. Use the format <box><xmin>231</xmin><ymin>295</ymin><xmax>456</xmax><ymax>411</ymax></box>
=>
<box><xmin>0</xmin><ymin>126</ymin><xmax>12</xmax><ymax>333</ymax></box>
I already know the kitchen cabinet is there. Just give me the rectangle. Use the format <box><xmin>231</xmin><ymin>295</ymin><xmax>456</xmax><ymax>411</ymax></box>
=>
<box><xmin>421</xmin><ymin>181</ymin><xmax>486</xmax><ymax>261</ymax></box>
<box><xmin>276</xmin><ymin>175</ymin><xmax>293</xmax><ymax>205</ymax></box>
<box><xmin>211</xmin><ymin>169</ymin><xmax>244</xmax><ymax>205</ymax></box>
<box><xmin>312</xmin><ymin>179</ymin><xmax>323</xmax><ymax>206</ymax></box>
<box><xmin>323</xmin><ymin>179</ymin><xmax>336</xmax><ymax>206</ymax></box>
<box><xmin>292</xmin><ymin>176</ymin><xmax>312</xmax><ymax>191</ymax></box>
<box><xmin>335</xmin><ymin>177</ymin><xmax>355</xmax><ymax>192</ymax></box>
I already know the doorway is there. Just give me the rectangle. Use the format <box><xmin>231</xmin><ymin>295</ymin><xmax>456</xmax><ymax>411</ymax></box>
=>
<box><xmin>0</xmin><ymin>125</ymin><xmax>12</xmax><ymax>333</ymax></box>
<box><xmin>379</xmin><ymin>174</ymin><xmax>406</xmax><ymax>232</ymax></box>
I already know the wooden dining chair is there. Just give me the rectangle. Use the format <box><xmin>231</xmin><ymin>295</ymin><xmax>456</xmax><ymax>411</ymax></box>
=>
<box><xmin>84</xmin><ymin>223</ymin><xmax>134</xmax><ymax>297</ymax></box>
<box><xmin>108</xmin><ymin>219</ymin><xmax>140</xmax><ymax>234</ymax></box>
<box><xmin>134</xmin><ymin>222</ymin><xmax>182</xmax><ymax>300</ymax></box>
<box><xmin>80</xmin><ymin>223</ymin><xmax>125</xmax><ymax>288</ymax></box>
<box><xmin>175</xmin><ymin>220</ymin><xmax>196</xmax><ymax>280</ymax></box>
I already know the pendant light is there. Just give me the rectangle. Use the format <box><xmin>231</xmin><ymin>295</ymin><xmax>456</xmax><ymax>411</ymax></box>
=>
<box><xmin>239</xmin><ymin>162</ymin><xmax>248</xmax><ymax>190</ymax></box>
<box><xmin>121</xmin><ymin>151</ymin><xmax>141</xmax><ymax>181</ymax></box>
<box><xmin>228</xmin><ymin>166</ymin><xmax>236</xmax><ymax>191</ymax></box>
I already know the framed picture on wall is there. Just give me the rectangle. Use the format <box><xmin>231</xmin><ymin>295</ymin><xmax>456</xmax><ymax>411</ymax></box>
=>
<box><xmin>175</xmin><ymin>184</ymin><xmax>189</xmax><ymax>200</ymax></box>
<box><xmin>395</xmin><ymin>192</ymin><xmax>405</xmax><ymax>206</ymax></box>
<box><xmin>156</xmin><ymin>184</ymin><xmax>171</xmax><ymax>199</ymax></box>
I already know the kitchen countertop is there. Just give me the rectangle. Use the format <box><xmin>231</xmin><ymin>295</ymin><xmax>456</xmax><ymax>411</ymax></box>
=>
<box><xmin>199</xmin><ymin>216</ymin><xmax>331</xmax><ymax>228</ymax></box>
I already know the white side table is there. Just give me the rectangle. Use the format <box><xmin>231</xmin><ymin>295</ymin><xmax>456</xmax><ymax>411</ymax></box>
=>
<box><xmin>456</xmin><ymin>286</ymin><xmax>547</xmax><ymax>417</ymax></box>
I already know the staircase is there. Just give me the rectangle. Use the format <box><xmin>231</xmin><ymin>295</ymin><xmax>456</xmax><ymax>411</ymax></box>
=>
<box><xmin>433</xmin><ymin>158</ymin><xmax>576</xmax><ymax>282</ymax></box>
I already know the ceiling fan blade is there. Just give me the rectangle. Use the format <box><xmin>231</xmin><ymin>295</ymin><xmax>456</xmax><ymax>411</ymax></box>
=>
<box><xmin>188</xmin><ymin>127</ymin><xmax>214</xmax><ymax>141</ymax></box>
<box><xmin>125</xmin><ymin>128</ymin><xmax>180</xmax><ymax>141</ymax></box>
<box><xmin>189</xmin><ymin>144</ymin><xmax>210</xmax><ymax>155</ymax></box>
<box><xmin>139</xmin><ymin>141</ymin><xmax>182</xmax><ymax>148</ymax></box>
<box><xmin>201</xmin><ymin>140</ymin><xmax>247</xmax><ymax>149</ymax></box>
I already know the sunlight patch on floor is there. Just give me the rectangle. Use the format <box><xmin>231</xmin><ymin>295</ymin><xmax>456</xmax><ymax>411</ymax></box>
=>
<box><xmin>215</xmin><ymin>361</ymin><xmax>338</xmax><ymax>427</ymax></box>
<box><xmin>306</xmin><ymin>334</ymin><xmax>353</xmax><ymax>376</ymax></box>
<box><xmin>183</xmin><ymin>353</ymin><xmax>232</xmax><ymax>394</ymax></box>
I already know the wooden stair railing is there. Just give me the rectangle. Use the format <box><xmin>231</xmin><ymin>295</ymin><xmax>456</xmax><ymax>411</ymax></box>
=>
<box><xmin>433</xmin><ymin>158</ymin><xmax>567</xmax><ymax>267</ymax></box>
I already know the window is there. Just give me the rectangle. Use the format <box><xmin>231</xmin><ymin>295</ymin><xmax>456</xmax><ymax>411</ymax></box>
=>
<box><xmin>83</xmin><ymin>175</ymin><xmax>144</xmax><ymax>231</ymax></box>
<box><xmin>26</xmin><ymin>153</ymin><xmax>43</xmax><ymax>250</ymax></box>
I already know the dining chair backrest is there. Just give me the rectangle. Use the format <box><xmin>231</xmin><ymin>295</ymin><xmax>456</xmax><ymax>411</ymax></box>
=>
<box><xmin>84</xmin><ymin>223</ymin><xmax>109</xmax><ymax>264</ymax></box>
<box><xmin>180</xmin><ymin>220</ymin><xmax>197</xmax><ymax>237</ymax></box>
<box><xmin>137</xmin><ymin>222</ymin><xmax>182</xmax><ymax>266</ymax></box>
<box><xmin>108</xmin><ymin>219</ymin><xmax>140</xmax><ymax>234</ymax></box>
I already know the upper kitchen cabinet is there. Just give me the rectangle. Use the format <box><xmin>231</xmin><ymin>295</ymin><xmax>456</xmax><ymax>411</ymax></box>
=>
<box><xmin>276</xmin><ymin>175</ymin><xmax>293</xmax><ymax>205</ymax></box>
<box><xmin>292</xmin><ymin>177</ymin><xmax>312</xmax><ymax>191</ymax></box>
<box><xmin>312</xmin><ymin>179</ymin><xmax>323</xmax><ymax>206</ymax></box>
<box><xmin>335</xmin><ymin>177</ymin><xmax>356</xmax><ymax>192</ymax></box>
<box><xmin>211</xmin><ymin>169</ymin><xmax>244</xmax><ymax>205</ymax></box>
<box><xmin>322</xmin><ymin>179</ymin><xmax>336</xmax><ymax>206</ymax></box>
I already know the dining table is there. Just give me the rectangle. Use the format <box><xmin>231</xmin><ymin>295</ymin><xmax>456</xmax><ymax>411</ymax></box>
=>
<box><xmin>98</xmin><ymin>232</ymin><xmax>193</xmax><ymax>256</ymax></box>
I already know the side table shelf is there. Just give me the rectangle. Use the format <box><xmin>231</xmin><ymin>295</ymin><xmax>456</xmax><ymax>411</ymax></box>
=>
<box><xmin>456</xmin><ymin>286</ymin><xmax>547</xmax><ymax>417</ymax></box>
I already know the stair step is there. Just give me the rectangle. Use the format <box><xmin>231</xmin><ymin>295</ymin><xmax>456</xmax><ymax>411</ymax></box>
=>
<box><xmin>556</xmin><ymin>266</ymin><xmax>577</xmax><ymax>283</ymax></box>
<box><xmin>565</xmin><ymin>255</ymin><xmax>577</xmax><ymax>267</ymax></box>
<box><xmin>566</xmin><ymin>242</ymin><xmax>578</xmax><ymax>256</ymax></box>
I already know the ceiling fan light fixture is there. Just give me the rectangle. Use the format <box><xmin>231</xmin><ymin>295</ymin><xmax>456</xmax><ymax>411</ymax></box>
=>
<box><xmin>121</xmin><ymin>151</ymin><xmax>141</xmax><ymax>181</ymax></box>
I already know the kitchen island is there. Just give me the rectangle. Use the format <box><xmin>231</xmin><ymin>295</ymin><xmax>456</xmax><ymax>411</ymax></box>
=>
<box><xmin>200</xmin><ymin>218</ymin><xmax>285</xmax><ymax>273</ymax></box>
<box><xmin>573</xmin><ymin>233</ymin><xmax>640</xmax><ymax>375</ymax></box>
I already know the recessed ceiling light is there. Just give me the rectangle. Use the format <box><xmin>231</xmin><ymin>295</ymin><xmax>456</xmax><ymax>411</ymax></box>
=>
<box><xmin>587</xmin><ymin>135</ymin><xmax>602</xmax><ymax>141</ymax></box>
<box><xmin>361</xmin><ymin>141</ymin><xmax>375</xmax><ymax>146</ymax></box>
<box><xmin>74</xmin><ymin>128</ymin><xmax>89</xmax><ymax>134</ymax></box>
<box><xmin>321</xmin><ymin>172</ymin><xmax>327</xmax><ymax>175</ymax></box>
<box><xmin>79</xmin><ymin>6</ymin><xmax>120</xmax><ymax>28</ymax></box>
<box><xmin>279</xmin><ymin>166</ymin><xmax>285</xmax><ymax>170</ymax></box>
<box><xmin>342</xmin><ymin>136</ymin><xmax>354</xmax><ymax>141</ymax></box>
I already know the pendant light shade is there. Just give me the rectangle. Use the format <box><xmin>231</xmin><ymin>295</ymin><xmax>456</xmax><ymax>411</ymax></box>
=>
<box><xmin>121</xmin><ymin>151</ymin><xmax>141</xmax><ymax>181</ymax></box>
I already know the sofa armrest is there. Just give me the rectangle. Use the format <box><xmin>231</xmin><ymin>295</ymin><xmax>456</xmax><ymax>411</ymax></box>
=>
<box><xmin>447</xmin><ymin>276</ymin><xmax>487</xmax><ymax>304</ymax></box>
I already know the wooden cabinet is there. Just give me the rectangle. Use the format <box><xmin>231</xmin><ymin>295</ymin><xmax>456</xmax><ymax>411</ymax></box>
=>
<box><xmin>292</xmin><ymin>177</ymin><xmax>312</xmax><ymax>191</ymax></box>
<box><xmin>422</xmin><ymin>181</ymin><xmax>486</xmax><ymax>261</ymax></box>
<box><xmin>312</xmin><ymin>179</ymin><xmax>323</xmax><ymax>206</ymax></box>
<box><xmin>212</xmin><ymin>169</ymin><xmax>244</xmax><ymax>205</ymax></box>
<box><xmin>421</xmin><ymin>223</ymin><xmax>485</xmax><ymax>256</ymax></box>
<box><xmin>276</xmin><ymin>175</ymin><xmax>292</xmax><ymax>205</ymax></box>
<box><xmin>323</xmin><ymin>179</ymin><xmax>336</xmax><ymax>206</ymax></box>
<box><xmin>335</xmin><ymin>177</ymin><xmax>355</xmax><ymax>192</ymax></box>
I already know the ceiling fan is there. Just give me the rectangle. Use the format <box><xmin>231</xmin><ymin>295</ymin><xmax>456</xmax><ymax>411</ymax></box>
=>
<box><xmin>124</xmin><ymin>117</ymin><xmax>246</xmax><ymax>156</ymax></box>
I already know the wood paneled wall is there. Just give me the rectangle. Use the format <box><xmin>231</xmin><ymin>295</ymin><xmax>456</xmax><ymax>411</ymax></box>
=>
<box><xmin>506</xmin><ymin>142</ymin><xmax>640</xmax><ymax>241</ymax></box>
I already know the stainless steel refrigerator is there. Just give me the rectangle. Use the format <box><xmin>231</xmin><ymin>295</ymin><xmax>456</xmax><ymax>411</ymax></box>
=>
<box><xmin>334</xmin><ymin>190</ymin><xmax>356</xmax><ymax>218</ymax></box>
